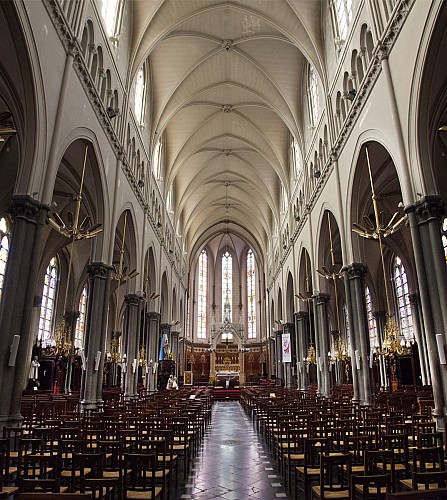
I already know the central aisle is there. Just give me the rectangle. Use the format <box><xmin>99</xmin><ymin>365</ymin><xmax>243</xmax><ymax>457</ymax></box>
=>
<box><xmin>177</xmin><ymin>401</ymin><xmax>291</xmax><ymax>500</ymax></box>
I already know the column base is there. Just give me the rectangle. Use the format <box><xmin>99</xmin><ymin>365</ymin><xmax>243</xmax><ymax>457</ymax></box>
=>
<box><xmin>0</xmin><ymin>414</ymin><xmax>23</xmax><ymax>434</ymax></box>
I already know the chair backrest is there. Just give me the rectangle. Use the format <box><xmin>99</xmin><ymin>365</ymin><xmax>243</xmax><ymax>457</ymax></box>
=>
<box><xmin>351</xmin><ymin>473</ymin><xmax>392</xmax><ymax>499</ymax></box>
<box><xmin>122</xmin><ymin>452</ymin><xmax>157</xmax><ymax>499</ymax></box>
<box><xmin>386</xmin><ymin>489</ymin><xmax>447</xmax><ymax>499</ymax></box>
<box><xmin>18</xmin><ymin>477</ymin><xmax>61</xmax><ymax>493</ymax></box>
<box><xmin>319</xmin><ymin>453</ymin><xmax>351</xmax><ymax>497</ymax></box>
<box><xmin>18</xmin><ymin>494</ymin><xmax>92</xmax><ymax>500</ymax></box>
<box><xmin>303</xmin><ymin>437</ymin><xmax>330</xmax><ymax>470</ymax></box>
<box><xmin>411</xmin><ymin>446</ymin><xmax>445</xmax><ymax>472</ymax></box>
<box><xmin>412</xmin><ymin>470</ymin><xmax>447</xmax><ymax>490</ymax></box>
<box><xmin>364</xmin><ymin>448</ymin><xmax>396</xmax><ymax>486</ymax></box>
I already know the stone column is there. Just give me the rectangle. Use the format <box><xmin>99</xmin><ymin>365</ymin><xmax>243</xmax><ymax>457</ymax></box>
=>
<box><xmin>346</xmin><ymin>263</ymin><xmax>374</xmax><ymax>406</ymax></box>
<box><xmin>314</xmin><ymin>293</ymin><xmax>332</xmax><ymax>398</ymax></box>
<box><xmin>409</xmin><ymin>293</ymin><xmax>430</xmax><ymax>386</ymax></box>
<box><xmin>342</xmin><ymin>267</ymin><xmax>360</xmax><ymax>403</ymax></box>
<box><xmin>145</xmin><ymin>312</ymin><xmax>160</xmax><ymax>392</ymax></box>
<box><xmin>406</xmin><ymin>197</ymin><xmax>447</xmax><ymax>429</ymax></box>
<box><xmin>171</xmin><ymin>331</ymin><xmax>179</xmax><ymax>374</ymax></box>
<box><xmin>373</xmin><ymin>311</ymin><xmax>389</xmax><ymax>391</ymax></box>
<box><xmin>123</xmin><ymin>294</ymin><xmax>141</xmax><ymax>400</ymax></box>
<box><xmin>81</xmin><ymin>262</ymin><xmax>113</xmax><ymax>412</ymax></box>
<box><xmin>294</xmin><ymin>311</ymin><xmax>309</xmax><ymax>391</ymax></box>
<box><xmin>275</xmin><ymin>330</ymin><xmax>283</xmax><ymax>385</ymax></box>
<box><xmin>283</xmin><ymin>323</ymin><xmax>294</xmax><ymax>389</ymax></box>
<box><xmin>64</xmin><ymin>311</ymin><xmax>80</xmax><ymax>395</ymax></box>
<box><xmin>269</xmin><ymin>336</ymin><xmax>276</xmax><ymax>379</ymax></box>
<box><xmin>0</xmin><ymin>196</ymin><xmax>49</xmax><ymax>428</ymax></box>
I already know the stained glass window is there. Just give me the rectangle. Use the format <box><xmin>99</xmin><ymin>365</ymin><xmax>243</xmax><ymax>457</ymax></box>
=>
<box><xmin>0</xmin><ymin>216</ymin><xmax>11</xmax><ymax>304</ymax></box>
<box><xmin>393</xmin><ymin>256</ymin><xmax>414</xmax><ymax>341</ymax></box>
<box><xmin>308</xmin><ymin>65</ymin><xmax>319</xmax><ymax>126</ymax></box>
<box><xmin>365</xmin><ymin>285</ymin><xmax>378</xmax><ymax>348</ymax></box>
<box><xmin>247</xmin><ymin>249</ymin><xmax>256</xmax><ymax>339</ymax></box>
<box><xmin>75</xmin><ymin>283</ymin><xmax>88</xmax><ymax>349</ymax></box>
<box><xmin>38</xmin><ymin>256</ymin><xmax>59</xmax><ymax>346</ymax></box>
<box><xmin>134</xmin><ymin>66</ymin><xmax>146</xmax><ymax>125</ymax></box>
<box><xmin>222</xmin><ymin>251</ymin><xmax>232</xmax><ymax>322</ymax></box>
<box><xmin>197</xmin><ymin>250</ymin><xmax>207</xmax><ymax>339</ymax></box>
<box><xmin>442</xmin><ymin>217</ymin><xmax>447</xmax><ymax>261</ymax></box>
<box><xmin>334</xmin><ymin>0</ymin><xmax>353</xmax><ymax>41</ymax></box>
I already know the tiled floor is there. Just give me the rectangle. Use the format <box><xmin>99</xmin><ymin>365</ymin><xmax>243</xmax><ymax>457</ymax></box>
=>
<box><xmin>174</xmin><ymin>401</ymin><xmax>291</xmax><ymax>500</ymax></box>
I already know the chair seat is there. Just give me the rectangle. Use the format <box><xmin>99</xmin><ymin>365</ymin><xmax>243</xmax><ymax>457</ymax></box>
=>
<box><xmin>312</xmin><ymin>485</ymin><xmax>350</xmax><ymax>498</ymax></box>
<box><xmin>125</xmin><ymin>486</ymin><xmax>162</xmax><ymax>499</ymax></box>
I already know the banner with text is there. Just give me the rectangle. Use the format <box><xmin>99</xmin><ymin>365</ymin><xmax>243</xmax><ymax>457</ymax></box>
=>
<box><xmin>282</xmin><ymin>332</ymin><xmax>291</xmax><ymax>362</ymax></box>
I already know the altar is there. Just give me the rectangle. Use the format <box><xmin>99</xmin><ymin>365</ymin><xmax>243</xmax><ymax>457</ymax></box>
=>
<box><xmin>215</xmin><ymin>371</ymin><xmax>239</xmax><ymax>388</ymax></box>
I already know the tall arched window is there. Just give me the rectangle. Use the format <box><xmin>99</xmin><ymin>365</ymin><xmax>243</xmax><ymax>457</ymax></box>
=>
<box><xmin>75</xmin><ymin>283</ymin><xmax>88</xmax><ymax>349</ymax></box>
<box><xmin>393</xmin><ymin>256</ymin><xmax>414</xmax><ymax>342</ymax></box>
<box><xmin>197</xmin><ymin>250</ymin><xmax>207</xmax><ymax>339</ymax></box>
<box><xmin>292</xmin><ymin>139</ymin><xmax>302</xmax><ymax>178</ymax></box>
<box><xmin>134</xmin><ymin>65</ymin><xmax>146</xmax><ymax>125</ymax></box>
<box><xmin>365</xmin><ymin>285</ymin><xmax>378</xmax><ymax>348</ymax></box>
<box><xmin>222</xmin><ymin>251</ymin><xmax>232</xmax><ymax>322</ymax></box>
<box><xmin>247</xmin><ymin>249</ymin><xmax>256</xmax><ymax>339</ymax></box>
<box><xmin>38</xmin><ymin>256</ymin><xmax>59</xmax><ymax>346</ymax></box>
<box><xmin>333</xmin><ymin>0</ymin><xmax>353</xmax><ymax>42</ymax></box>
<box><xmin>308</xmin><ymin>65</ymin><xmax>319</xmax><ymax>126</ymax></box>
<box><xmin>441</xmin><ymin>217</ymin><xmax>447</xmax><ymax>260</ymax></box>
<box><xmin>0</xmin><ymin>215</ymin><xmax>11</xmax><ymax>303</ymax></box>
<box><xmin>152</xmin><ymin>139</ymin><xmax>162</xmax><ymax>180</ymax></box>
<box><xmin>101</xmin><ymin>0</ymin><xmax>123</xmax><ymax>39</ymax></box>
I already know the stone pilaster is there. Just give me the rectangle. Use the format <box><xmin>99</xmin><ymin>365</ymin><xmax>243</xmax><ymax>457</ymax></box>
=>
<box><xmin>0</xmin><ymin>196</ymin><xmax>49</xmax><ymax>428</ymax></box>
<box><xmin>146</xmin><ymin>312</ymin><xmax>160</xmax><ymax>392</ymax></box>
<box><xmin>81</xmin><ymin>262</ymin><xmax>113</xmax><ymax>412</ymax></box>
<box><xmin>345</xmin><ymin>263</ymin><xmax>373</xmax><ymax>406</ymax></box>
<box><xmin>123</xmin><ymin>294</ymin><xmax>141</xmax><ymax>400</ymax></box>
<box><xmin>269</xmin><ymin>336</ymin><xmax>276</xmax><ymax>379</ymax></box>
<box><xmin>294</xmin><ymin>311</ymin><xmax>309</xmax><ymax>391</ymax></box>
<box><xmin>313</xmin><ymin>293</ymin><xmax>332</xmax><ymax>398</ymax></box>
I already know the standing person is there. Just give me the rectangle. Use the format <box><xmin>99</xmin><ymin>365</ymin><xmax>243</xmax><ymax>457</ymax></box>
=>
<box><xmin>29</xmin><ymin>355</ymin><xmax>40</xmax><ymax>389</ymax></box>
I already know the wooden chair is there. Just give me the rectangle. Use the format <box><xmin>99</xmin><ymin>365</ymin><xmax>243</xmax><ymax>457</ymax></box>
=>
<box><xmin>311</xmin><ymin>453</ymin><xmax>351</xmax><ymax>499</ymax></box>
<box><xmin>350</xmin><ymin>474</ymin><xmax>392</xmax><ymax>499</ymax></box>
<box><xmin>122</xmin><ymin>453</ymin><xmax>162</xmax><ymax>500</ymax></box>
<box><xmin>296</xmin><ymin>437</ymin><xmax>330</xmax><ymax>500</ymax></box>
<box><xmin>364</xmin><ymin>449</ymin><xmax>397</xmax><ymax>491</ymax></box>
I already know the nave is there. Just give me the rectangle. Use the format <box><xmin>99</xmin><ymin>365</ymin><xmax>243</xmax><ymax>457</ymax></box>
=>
<box><xmin>176</xmin><ymin>401</ymin><xmax>289</xmax><ymax>500</ymax></box>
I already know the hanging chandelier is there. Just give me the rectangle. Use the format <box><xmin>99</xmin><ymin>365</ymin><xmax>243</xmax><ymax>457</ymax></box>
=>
<box><xmin>352</xmin><ymin>146</ymin><xmax>409</xmax><ymax>356</ymax></box>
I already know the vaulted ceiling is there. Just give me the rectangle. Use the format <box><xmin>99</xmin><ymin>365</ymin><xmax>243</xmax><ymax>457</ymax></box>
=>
<box><xmin>129</xmin><ymin>0</ymin><xmax>325</xmax><ymax>257</ymax></box>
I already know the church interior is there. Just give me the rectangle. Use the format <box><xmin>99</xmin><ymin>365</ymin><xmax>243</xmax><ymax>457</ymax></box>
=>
<box><xmin>1</xmin><ymin>0</ymin><xmax>447</xmax><ymax>498</ymax></box>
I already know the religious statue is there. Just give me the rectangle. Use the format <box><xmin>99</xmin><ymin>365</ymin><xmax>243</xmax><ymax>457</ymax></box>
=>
<box><xmin>163</xmin><ymin>338</ymin><xmax>170</xmax><ymax>359</ymax></box>
<box><xmin>29</xmin><ymin>355</ymin><xmax>40</xmax><ymax>389</ymax></box>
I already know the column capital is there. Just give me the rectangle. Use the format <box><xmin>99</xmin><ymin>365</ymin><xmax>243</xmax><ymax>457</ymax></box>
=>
<box><xmin>294</xmin><ymin>311</ymin><xmax>309</xmax><ymax>321</ymax></box>
<box><xmin>147</xmin><ymin>311</ymin><xmax>161</xmax><ymax>321</ymax></box>
<box><xmin>344</xmin><ymin>262</ymin><xmax>368</xmax><ymax>279</ymax></box>
<box><xmin>283</xmin><ymin>322</ymin><xmax>294</xmax><ymax>334</ymax></box>
<box><xmin>160</xmin><ymin>323</ymin><xmax>172</xmax><ymax>335</ymax></box>
<box><xmin>64</xmin><ymin>311</ymin><xmax>80</xmax><ymax>327</ymax></box>
<box><xmin>372</xmin><ymin>310</ymin><xmax>387</xmax><ymax>320</ymax></box>
<box><xmin>405</xmin><ymin>195</ymin><xmax>445</xmax><ymax>223</ymax></box>
<box><xmin>9</xmin><ymin>195</ymin><xmax>50</xmax><ymax>225</ymax></box>
<box><xmin>124</xmin><ymin>294</ymin><xmax>140</xmax><ymax>307</ymax></box>
<box><xmin>313</xmin><ymin>292</ymin><xmax>331</xmax><ymax>305</ymax></box>
<box><xmin>87</xmin><ymin>262</ymin><xmax>113</xmax><ymax>279</ymax></box>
